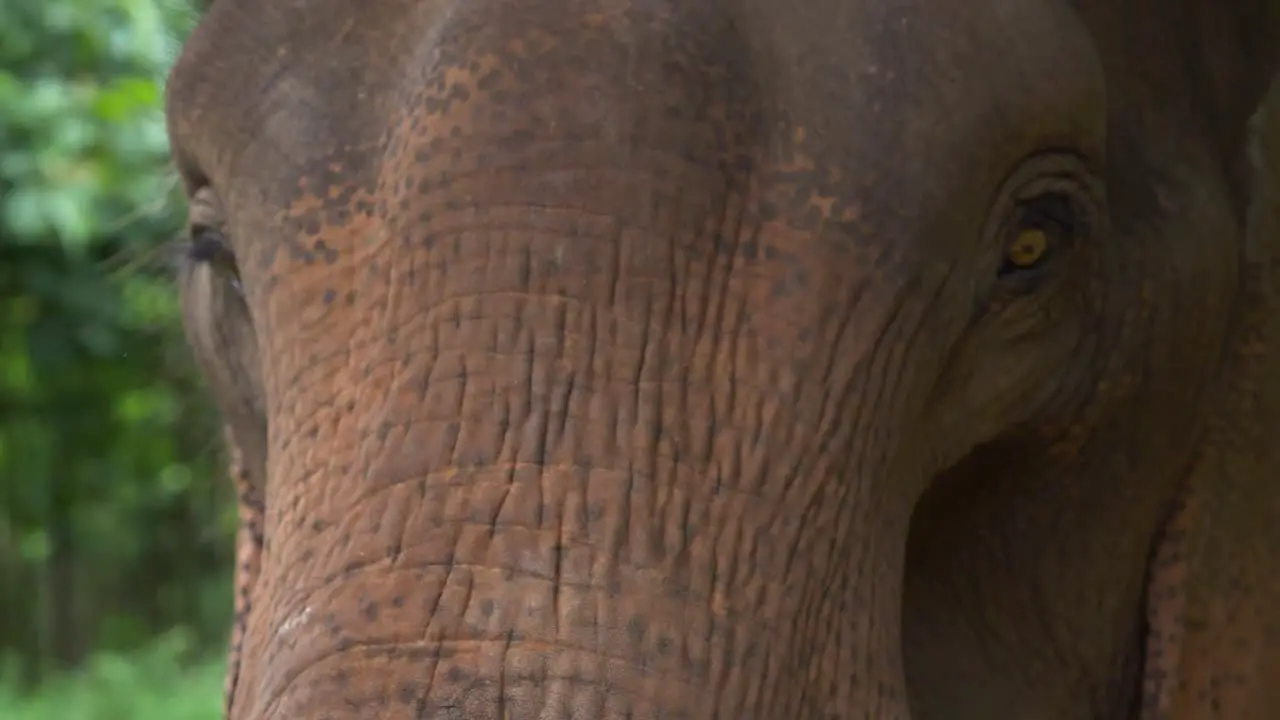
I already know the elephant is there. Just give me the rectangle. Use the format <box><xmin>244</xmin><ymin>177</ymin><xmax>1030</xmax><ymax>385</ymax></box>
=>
<box><xmin>165</xmin><ymin>0</ymin><xmax>1280</xmax><ymax>716</ymax></box>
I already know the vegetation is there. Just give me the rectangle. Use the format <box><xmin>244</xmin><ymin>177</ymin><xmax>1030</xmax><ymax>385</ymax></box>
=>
<box><xmin>0</xmin><ymin>0</ymin><xmax>229</xmax><ymax>714</ymax></box>
<box><xmin>0</xmin><ymin>633</ymin><xmax>224</xmax><ymax>720</ymax></box>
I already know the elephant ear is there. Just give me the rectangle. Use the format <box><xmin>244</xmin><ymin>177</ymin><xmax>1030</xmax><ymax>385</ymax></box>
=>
<box><xmin>1139</xmin><ymin>73</ymin><xmax>1280</xmax><ymax>719</ymax></box>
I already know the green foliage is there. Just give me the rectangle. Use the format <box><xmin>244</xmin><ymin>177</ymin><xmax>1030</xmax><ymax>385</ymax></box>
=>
<box><xmin>0</xmin><ymin>635</ymin><xmax>223</xmax><ymax>720</ymax></box>
<box><xmin>0</xmin><ymin>0</ymin><xmax>234</xmax><ymax>690</ymax></box>
<box><xmin>0</xmin><ymin>0</ymin><xmax>193</xmax><ymax>251</ymax></box>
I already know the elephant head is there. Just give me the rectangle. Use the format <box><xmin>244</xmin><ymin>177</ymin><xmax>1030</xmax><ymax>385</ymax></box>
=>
<box><xmin>166</xmin><ymin>0</ymin><xmax>1280</xmax><ymax>717</ymax></box>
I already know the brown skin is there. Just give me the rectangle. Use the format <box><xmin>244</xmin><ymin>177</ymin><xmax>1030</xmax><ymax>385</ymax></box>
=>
<box><xmin>166</xmin><ymin>0</ymin><xmax>1280</xmax><ymax>717</ymax></box>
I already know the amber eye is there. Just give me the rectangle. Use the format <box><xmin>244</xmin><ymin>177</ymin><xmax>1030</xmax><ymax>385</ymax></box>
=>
<box><xmin>998</xmin><ymin>193</ymin><xmax>1077</xmax><ymax>279</ymax></box>
<box><xmin>1006</xmin><ymin>228</ymin><xmax>1049</xmax><ymax>268</ymax></box>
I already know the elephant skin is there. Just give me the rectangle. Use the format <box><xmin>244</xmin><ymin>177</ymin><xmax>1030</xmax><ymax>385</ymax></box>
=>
<box><xmin>165</xmin><ymin>0</ymin><xmax>1280</xmax><ymax>717</ymax></box>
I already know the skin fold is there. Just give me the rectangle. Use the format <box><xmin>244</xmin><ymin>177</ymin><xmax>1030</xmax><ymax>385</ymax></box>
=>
<box><xmin>165</xmin><ymin>0</ymin><xmax>1280</xmax><ymax>717</ymax></box>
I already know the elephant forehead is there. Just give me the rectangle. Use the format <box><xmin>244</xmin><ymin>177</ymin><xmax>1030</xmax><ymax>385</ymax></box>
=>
<box><xmin>169</xmin><ymin>0</ymin><xmax>1103</xmax><ymax>252</ymax></box>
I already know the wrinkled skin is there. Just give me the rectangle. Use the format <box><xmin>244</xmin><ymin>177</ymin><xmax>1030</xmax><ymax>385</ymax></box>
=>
<box><xmin>166</xmin><ymin>0</ymin><xmax>1280</xmax><ymax>717</ymax></box>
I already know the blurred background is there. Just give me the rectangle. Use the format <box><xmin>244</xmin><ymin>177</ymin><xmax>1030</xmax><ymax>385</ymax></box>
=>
<box><xmin>0</xmin><ymin>1</ymin><xmax>232</xmax><ymax>717</ymax></box>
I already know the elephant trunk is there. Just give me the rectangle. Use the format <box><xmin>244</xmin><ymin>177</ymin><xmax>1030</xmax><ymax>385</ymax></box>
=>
<box><xmin>231</xmin><ymin>2</ymin><xmax>923</xmax><ymax>717</ymax></box>
<box><xmin>235</xmin><ymin>226</ymin><xmax>916</xmax><ymax>715</ymax></box>
<box><xmin>231</xmin><ymin>191</ymin><xmax>917</xmax><ymax>717</ymax></box>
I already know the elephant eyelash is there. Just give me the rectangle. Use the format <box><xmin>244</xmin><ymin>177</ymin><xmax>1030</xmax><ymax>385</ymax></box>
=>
<box><xmin>1019</xmin><ymin>193</ymin><xmax>1081</xmax><ymax>238</ymax></box>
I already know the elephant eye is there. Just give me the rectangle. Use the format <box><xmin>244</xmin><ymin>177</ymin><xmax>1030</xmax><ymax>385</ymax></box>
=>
<box><xmin>998</xmin><ymin>193</ymin><xmax>1078</xmax><ymax>278</ymax></box>
<box><xmin>188</xmin><ymin>225</ymin><xmax>243</xmax><ymax>295</ymax></box>
<box><xmin>1004</xmin><ymin>227</ymin><xmax>1050</xmax><ymax>270</ymax></box>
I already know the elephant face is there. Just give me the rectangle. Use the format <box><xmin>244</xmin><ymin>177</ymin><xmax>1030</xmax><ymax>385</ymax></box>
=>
<box><xmin>167</xmin><ymin>0</ymin><xmax>1280</xmax><ymax>717</ymax></box>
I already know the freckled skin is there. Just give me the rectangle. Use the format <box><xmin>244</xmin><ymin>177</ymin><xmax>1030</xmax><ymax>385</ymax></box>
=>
<box><xmin>224</xmin><ymin>435</ymin><xmax>264</xmax><ymax>717</ymax></box>
<box><xmin>166</xmin><ymin>0</ymin><xmax>1280</xmax><ymax>718</ymax></box>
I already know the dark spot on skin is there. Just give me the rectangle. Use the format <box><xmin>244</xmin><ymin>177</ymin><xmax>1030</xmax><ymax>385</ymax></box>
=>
<box><xmin>445</xmin><ymin>665</ymin><xmax>468</xmax><ymax>684</ymax></box>
<box><xmin>312</xmin><ymin>518</ymin><xmax>327</xmax><ymax>532</ymax></box>
<box><xmin>391</xmin><ymin>595</ymin><xmax>404</xmax><ymax>609</ymax></box>
<box><xmin>287</xmin><ymin>245</ymin><xmax>318</xmax><ymax>264</ymax></box>
<box><xmin>460</xmin><ymin>450</ymin><xmax>496</xmax><ymax>469</ymax></box>
<box><xmin>755</xmin><ymin>198</ymin><xmax>780</xmax><ymax>222</ymax></box>
<box><xmin>476</xmin><ymin>69</ymin><xmax>502</xmax><ymax>92</ymax></box>
<box><xmin>478</xmin><ymin>598</ymin><xmax>495</xmax><ymax>619</ymax></box>
<box><xmin>362</xmin><ymin>601</ymin><xmax>379</xmax><ymax>621</ymax></box>
<box><xmin>627</xmin><ymin>615</ymin><xmax>647</xmax><ymax>644</ymax></box>
<box><xmin>440</xmin><ymin>422</ymin><xmax>461</xmax><ymax>449</ymax></box>
<box><xmin>313</xmin><ymin>240</ymin><xmax>339</xmax><ymax>264</ymax></box>
<box><xmin>323</xmin><ymin>288</ymin><xmax>337</xmax><ymax>304</ymax></box>
<box><xmin>397</xmin><ymin>682</ymin><xmax>422</xmax><ymax>704</ymax></box>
